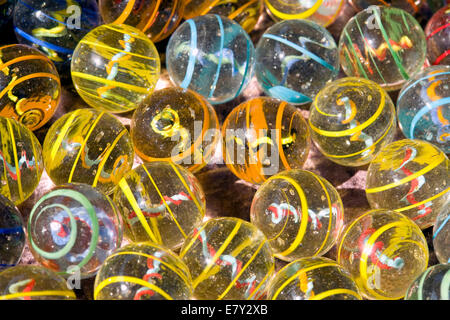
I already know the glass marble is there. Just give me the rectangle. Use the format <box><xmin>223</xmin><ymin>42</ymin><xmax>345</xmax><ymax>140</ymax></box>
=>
<box><xmin>255</xmin><ymin>19</ymin><xmax>339</xmax><ymax>104</ymax></box>
<box><xmin>13</xmin><ymin>0</ymin><xmax>101</xmax><ymax>73</ymax></box>
<box><xmin>0</xmin><ymin>265</ymin><xmax>76</xmax><ymax>300</ymax></box>
<box><xmin>0</xmin><ymin>116</ymin><xmax>44</xmax><ymax>205</ymax></box>
<box><xmin>130</xmin><ymin>87</ymin><xmax>220</xmax><ymax>173</ymax></box>
<box><xmin>425</xmin><ymin>4</ymin><xmax>450</xmax><ymax>65</ymax></box>
<box><xmin>43</xmin><ymin>109</ymin><xmax>134</xmax><ymax>196</ymax></box>
<box><xmin>166</xmin><ymin>14</ymin><xmax>255</xmax><ymax>105</ymax></box>
<box><xmin>405</xmin><ymin>264</ymin><xmax>450</xmax><ymax>300</ymax></box>
<box><xmin>222</xmin><ymin>97</ymin><xmax>311</xmax><ymax>185</ymax></box>
<box><xmin>113</xmin><ymin>161</ymin><xmax>206</xmax><ymax>251</ymax></box>
<box><xmin>183</xmin><ymin>0</ymin><xmax>263</xmax><ymax>32</ymax></box>
<box><xmin>349</xmin><ymin>0</ymin><xmax>425</xmax><ymax>15</ymax></box>
<box><xmin>0</xmin><ymin>0</ymin><xmax>14</xmax><ymax>28</ymax></box>
<box><xmin>0</xmin><ymin>195</ymin><xmax>25</xmax><ymax>270</ymax></box>
<box><xmin>0</xmin><ymin>44</ymin><xmax>61</xmax><ymax>131</ymax></box>
<box><xmin>27</xmin><ymin>183</ymin><xmax>123</xmax><ymax>277</ymax></box>
<box><xmin>250</xmin><ymin>170</ymin><xmax>344</xmax><ymax>262</ymax></box>
<box><xmin>266</xmin><ymin>257</ymin><xmax>362</xmax><ymax>300</ymax></box>
<box><xmin>309</xmin><ymin>77</ymin><xmax>397</xmax><ymax>167</ymax></box>
<box><xmin>337</xmin><ymin>209</ymin><xmax>429</xmax><ymax>300</ymax></box>
<box><xmin>180</xmin><ymin>217</ymin><xmax>274</xmax><ymax>300</ymax></box>
<box><xmin>94</xmin><ymin>242</ymin><xmax>193</xmax><ymax>300</ymax></box>
<box><xmin>433</xmin><ymin>203</ymin><xmax>449</xmax><ymax>264</ymax></box>
<box><xmin>366</xmin><ymin>139</ymin><xmax>449</xmax><ymax>229</ymax></box>
<box><xmin>397</xmin><ymin>65</ymin><xmax>450</xmax><ymax>153</ymax></box>
<box><xmin>71</xmin><ymin>23</ymin><xmax>160</xmax><ymax>113</ymax></box>
<box><xmin>264</xmin><ymin>0</ymin><xmax>344</xmax><ymax>27</ymax></box>
<box><xmin>99</xmin><ymin>0</ymin><xmax>185</xmax><ymax>43</ymax></box>
<box><xmin>339</xmin><ymin>6</ymin><xmax>427</xmax><ymax>91</ymax></box>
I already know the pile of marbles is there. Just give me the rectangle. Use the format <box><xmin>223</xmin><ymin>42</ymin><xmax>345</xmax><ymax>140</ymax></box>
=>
<box><xmin>0</xmin><ymin>0</ymin><xmax>448</xmax><ymax>301</ymax></box>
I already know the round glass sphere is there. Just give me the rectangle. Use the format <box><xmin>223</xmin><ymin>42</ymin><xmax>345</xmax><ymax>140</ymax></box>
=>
<box><xmin>71</xmin><ymin>23</ymin><xmax>160</xmax><ymax>113</ymax></box>
<box><xmin>0</xmin><ymin>265</ymin><xmax>76</xmax><ymax>300</ymax></box>
<box><xmin>166</xmin><ymin>14</ymin><xmax>255</xmax><ymax>105</ymax></box>
<box><xmin>266</xmin><ymin>257</ymin><xmax>362</xmax><ymax>300</ymax></box>
<box><xmin>250</xmin><ymin>169</ymin><xmax>344</xmax><ymax>261</ymax></box>
<box><xmin>130</xmin><ymin>87</ymin><xmax>220</xmax><ymax>173</ymax></box>
<box><xmin>43</xmin><ymin>108</ymin><xmax>134</xmax><ymax>196</ymax></box>
<box><xmin>397</xmin><ymin>65</ymin><xmax>450</xmax><ymax>153</ymax></box>
<box><xmin>309</xmin><ymin>77</ymin><xmax>397</xmax><ymax>167</ymax></box>
<box><xmin>405</xmin><ymin>264</ymin><xmax>450</xmax><ymax>300</ymax></box>
<box><xmin>264</xmin><ymin>0</ymin><xmax>345</xmax><ymax>27</ymax></box>
<box><xmin>255</xmin><ymin>19</ymin><xmax>339</xmax><ymax>104</ymax></box>
<box><xmin>425</xmin><ymin>4</ymin><xmax>450</xmax><ymax>66</ymax></box>
<box><xmin>366</xmin><ymin>139</ymin><xmax>449</xmax><ymax>229</ymax></box>
<box><xmin>339</xmin><ymin>6</ymin><xmax>427</xmax><ymax>91</ymax></box>
<box><xmin>27</xmin><ymin>183</ymin><xmax>123</xmax><ymax>277</ymax></box>
<box><xmin>0</xmin><ymin>44</ymin><xmax>60</xmax><ymax>131</ymax></box>
<box><xmin>0</xmin><ymin>116</ymin><xmax>44</xmax><ymax>205</ymax></box>
<box><xmin>222</xmin><ymin>97</ymin><xmax>311</xmax><ymax>185</ymax></box>
<box><xmin>0</xmin><ymin>195</ymin><xmax>25</xmax><ymax>270</ymax></box>
<box><xmin>94</xmin><ymin>242</ymin><xmax>193</xmax><ymax>300</ymax></box>
<box><xmin>180</xmin><ymin>217</ymin><xmax>275</xmax><ymax>300</ymax></box>
<box><xmin>113</xmin><ymin>161</ymin><xmax>206</xmax><ymax>250</ymax></box>
<box><xmin>99</xmin><ymin>0</ymin><xmax>185</xmax><ymax>42</ymax></box>
<box><xmin>13</xmin><ymin>0</ymin><xmax>101</xmax><ymax>73</ymax></box>
<box><xmin>433</xmin><ymin>203</ymin><xmax>449</xmax><ymax>264</ymax></box>
<box><xmin>338</xmin><ymin>209</ymin><xmax>429</xmax><ymax>300</ymax></box>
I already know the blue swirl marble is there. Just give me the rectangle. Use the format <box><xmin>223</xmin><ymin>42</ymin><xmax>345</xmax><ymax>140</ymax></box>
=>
<box><xmin>13</xmin><ymin>0</ymin><xmax>101</xmax><ymax>71</ymax></box>
<box><xmin>209</xmin><ymin>15</ymin><xmax>225</xmax><ymax>99</ymax></box>
<box><xmin>255</xmin><ymin>19</ymin><xmax>339</xmax><ymax>105</ymax></box>
<box><xmin>0</xmin><ymin>195</ymin><xmax>25</xmax><ymax>270</ymax></box>
<box><xmin>167</xmin><ymin>14</ymin><xmax>255</xmax><ymax>105</ymax></box>
<box><xmin>397</xmin><ymin>66</ymin><xmax>450</xmax><ymax>153</ymax></box>
<box><xmin>262</xmin><ymin>34</ymin><xmax>337</xmax><ymax>72</ymax></box>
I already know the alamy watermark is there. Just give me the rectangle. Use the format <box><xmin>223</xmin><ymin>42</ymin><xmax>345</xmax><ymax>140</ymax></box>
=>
<box><xmin>66</xmin><ymin>5</ymin><xmax>82</xmax><ymax>30</ymax></box>
<box><xmin>66</xmin><ymin>265</ymin><xmax>81</xmax><ymax>290</ymax></box>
